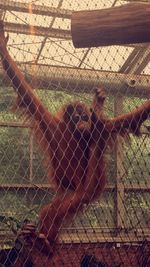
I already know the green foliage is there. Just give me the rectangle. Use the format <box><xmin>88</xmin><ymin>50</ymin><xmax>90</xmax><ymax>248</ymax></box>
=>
<box><xmin>0</xmin><ymin>192</ymin><xmax>38</xmax><ymax>221</ymax></box>
<box><xmin>0</xmin><ymin>192</ymin><xmax>39</xmax><ymax>246</ymax></box>
<box><xmin>124</xmin><ymin>135</ymin><xmax>150</xmax><ymax>183</ymax></box>
<box><xmin>125</xmin><ymin>192</ymin><xmax>150</xmax><ymax>228</ymax></box>
<box><xmin>0</xmin><ymin>88</ymin><xmax>18</xmax><ymax>121</ymax></box>
<box><xmin>0</xmin><ymin>127</ymin><xmax>30</xmax><ymax>183</ymax></box>
<box><xmin>68</xmin><ymin>192</ymin><xmax>115</xmax><ymax>228</ymax></box>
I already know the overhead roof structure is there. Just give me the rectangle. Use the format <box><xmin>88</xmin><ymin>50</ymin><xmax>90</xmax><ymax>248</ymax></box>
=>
<box><xmin>0</xmin><ymin>0</ymin><xmax>150</xmax><ymax>97</ymax></box>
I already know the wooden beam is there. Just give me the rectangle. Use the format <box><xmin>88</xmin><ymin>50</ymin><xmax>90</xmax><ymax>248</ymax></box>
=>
<box><xmin>71</xmin><ymin>3</ymin><xmax>150</xmax><ymax>48</ymax></box>
<box><xmin>0</xmin><ymin>0</ymin><xmax>72</xmax><ymax>19</ymax></box>
<box><xmin>0</xmin><ymin>63</ymin><xmax>150</xmax><ymax>98</ymax></box>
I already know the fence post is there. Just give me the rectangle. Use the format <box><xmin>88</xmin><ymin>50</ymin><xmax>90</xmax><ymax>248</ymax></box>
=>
<box><xmin>114</xmin><ymin>96</ymin><xmax>125</xmax><ymax>229</ymax></box>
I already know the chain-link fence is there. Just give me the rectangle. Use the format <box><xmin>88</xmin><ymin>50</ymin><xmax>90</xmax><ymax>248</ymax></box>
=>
<box><xmin>0</xmin><ymin>1</ymin><xmax>150</xmax><ymax>267</ymax></box>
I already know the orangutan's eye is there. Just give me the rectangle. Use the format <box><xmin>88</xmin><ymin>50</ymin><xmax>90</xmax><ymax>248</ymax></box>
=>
<box><xmin>81</xmin><ymin>113</ymin><xmax>89</xmax><ymax>122</ymax></box>
<box><xmin>73</xmin><ymin>114</ymin><xmax>80</xmax><ymax>123</ymax></box>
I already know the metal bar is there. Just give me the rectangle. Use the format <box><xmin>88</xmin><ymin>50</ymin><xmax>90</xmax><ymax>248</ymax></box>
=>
<box><xmin>114</xmin><ymin>98</ymin><xmax>125</xmax><ymax>229</ymax></box>
<box><xmin>7</xmin><ymin>64</ymin><xmax>150</xmax><ymax>98</ymax></box>
<box><xmin>35</xmin><ymin>0</ymin><xmax>64</xmax><ymax>63</ymax></box>
<box><xmin>0</xmin><ymin>121</ymin><xmax>31</xmax><ymax>128</ymax></box>
<box><xmin>121</xmin><ymin>47</ymin><xmax>150</xmax><ymax>75</ymax></box>
<box><xmin>29</xmin><ymin>129</ymin><xmax>34</xmax><ymax>182</ymax></box>
<box><xmin>1</xmin><ymin>63</ymin><xmax>150</xmax><ymax>97</ymax></box>
<box><xmin>4</xmin><ymin>22</ymin><xmax>71</xmax><ymax>39</ymax></box>
<box><xmin>0</xmin><ymin>183</ymin><xmax>149</xmax><ymax>191</ymax></box>
<box><xmin>0</xmin><ymin>0</ymin><xmax>72</xmax><ymax>19</ymax></box>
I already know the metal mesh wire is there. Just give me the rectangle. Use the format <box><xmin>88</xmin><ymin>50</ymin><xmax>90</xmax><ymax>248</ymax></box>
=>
<box><xmin>0</xmin><ymin>1</ymin><xmax>150</xmax><ymax>267</ymax></box>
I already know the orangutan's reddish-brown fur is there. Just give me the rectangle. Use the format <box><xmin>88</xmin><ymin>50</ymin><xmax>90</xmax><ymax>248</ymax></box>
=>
<box><xmin>0</xmin><ymin>21</ymin><xmax>149</xmax><ymax>251</ymax></box>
